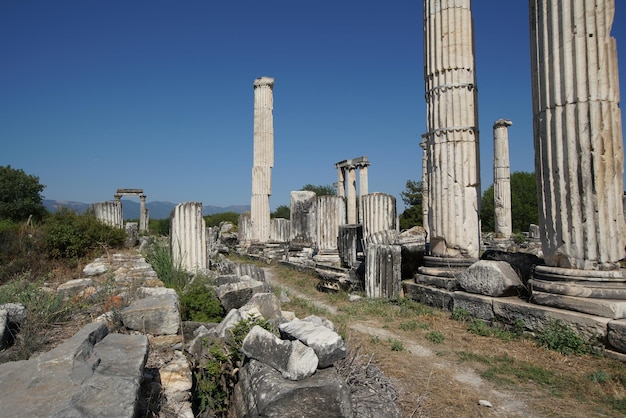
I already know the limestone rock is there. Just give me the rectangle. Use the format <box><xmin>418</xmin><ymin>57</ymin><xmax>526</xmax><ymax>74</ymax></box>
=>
<box><xmin>279</xmin><ymin>318</ymin><xmax>346</xmax><ymax>368</ymax></box>
<box><xmin>232</xmin><ymin>359</ymin><xmax>352</xmax><ymax>418</ymax></box>
<box><xmin>121</xmin><ymin>293</ymin><xmax>180</xmax><ymax>335</ymax></box>
<box><xmin>83</xmin><ymin>260</ymin><xmax>108</xmax><ymax>276</ymax></box>
<box><xmin>608</xmin><ymin>319</ymin><xmax>626</xmax><ymax>352</ymax></box>
<box><xmin>217</xmin><ymin>279</ymin><xmax>266</xmax><ymax>311</ymax></box>
<box><xmin>0</xmin><ymin>322</ymin><xmax>148</xmax><ymax>417</ymax></box>
<box><xmin>210</xmin><ymin>308</ymin><xmax>244</xmax><ymax>339</ymax></box>
<box><xmin>458</xmin><ymin>260</ymin><xmax>525</xmax><ymax>297</ymax></box>
<box><xmin>241</xmin><ymin>325</ymin><xmax>318</xmax><ymax>381</ymax></box>
<box><xmin>57</xmin><ymin>278</ymin><xmax>96</xmax><ymax>300</ymax></box>
<box><xmin>239</xmin><ymin>292</ymin><xmax>283</xmax><ymax>324</ymax></box>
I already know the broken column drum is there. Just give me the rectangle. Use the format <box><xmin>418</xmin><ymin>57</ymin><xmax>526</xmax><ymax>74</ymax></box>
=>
<box><xmin>289</xmin><ymin>191</ymin><xmax>317</xmax><ymax>248</ymax></box>
<box><xmin>529</xmin><ymin>0</ymin><xmax>626</xmax><ymax>319</ymax></box>
<box><xmin>316</xmin><ymin>195</ymin><xmax>346</xmax><ymax>252</ymax></box>
<box><xmin>92</xmin><ymin>201</ymin><xmax>123</xmax><ymax>229</ymax></box>
<box><xmin>170</xmin><ymin>202</ymin><xmax>207</xmax><ymax>273</ymax></box>
<box><xmin>360</xmin><ymin>193</ymin><xmax>397</xmax><ymax>238</ymax></box>
<box><xmin>422</xmin><ymin>0</ymin><xmax>481</xmax><ymax>262</ymax></box>
<box><xmin>251</xmin><ymin>76</ymin><xmax>275</xmax><ymax>243</ymax></box>
<box><xmin>493</xmin><ymin>119</ymin><xmax>513</xmax><ymax>239</ymax></box>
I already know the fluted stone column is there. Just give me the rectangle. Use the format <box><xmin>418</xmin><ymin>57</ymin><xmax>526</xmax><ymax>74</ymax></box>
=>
<box><xmin>92</xmin><ymin>201</ymin><xmax>123</xmax><ymax>229</ymax></box>
<box><xmin>529</xmin><ymin>0</ymin><xmax>626</xmax><ymax>318</ymax></box>
<box><xmin>170</xmin><ymin>202</ymin><xmax>207</xmax><ymax>273</ymax></box>
<box><xmin>365</xmin><ymin>244</ymin><xmax>402</xmax><ymax>299</ymax></box>
<box><xmin>493</xmin><ymin>119</ymin><xmax>513</xmax><ymax>239</ymax></box>
<box><xmin>422</xmin><ymin>0</ymin><xmax>481</xmax><ymax>261</ymax></box>
<box><xmin>238</xmin><ymin>212</ymin><xmax>252</xmax><ymax>243</ymax></box>
<box><xmin>316</xmin><ymin>195</ymin><xmax>346</xmax><ymax>251</ymax></box>
<box><xmin>270</xmin><ymin>218</ymin><xmax>290</xmax><ymax>243</ymax></box>
<box><xmin>139</xmin><ymin>194</ymin><xmax>148</xmax><ymax>232</ymax></box>
<box><xmin>419</xmin><ymin>135</ymin><xmax>430</xmax><ymax>237</ymax></box>
<box><xmin>336</xmin><ymin>168</ymin><xmax>345</xmax><ymax>198</ymax></box>
<box><xmin>346</xmin><ymin>166</ymin><xmax>357</xmax><ymax>224</ymax></box>
<box><xmin>251</xmin><ymin>76</ymin><xmax>275</xmax><ymax>243</ymax></box>
<box><xmin>359</xmin><ymin>165</ymin><xmax>369</xmax><ymax>197</ymax></box>
<box><xmin>290</xmin><ymin>191</ymin><xmax>317</xmax><ymax>248</ymax></box>
<box><xmin>361</xmin><ymin>193</ymin><xmax>397</xmax><ymax>238</ymax></box>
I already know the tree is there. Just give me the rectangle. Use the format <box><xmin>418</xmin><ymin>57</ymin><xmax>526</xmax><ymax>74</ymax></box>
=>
<box><xmin>399</xmin><ymin>180</ymin><xmax>424</xmax><ymax>230</ymax></box>
<box><xmin>301</xmin><ymin>184</ymin><xmax>336</xmax><ymax>196</ymax></box>
<box><xmin>0</xmin><ymin>165</ymin><xmax>47</xmax><ymax>222</ymax></box>
<box><xmin>271</xmin><ymin>205</ymin><xmax>290</xmax><ymax>219</ymax></box>
<box><xmin>480</xmin><ymin>171</ymin><xmax>539</xmax><ymax>233</ymax></box>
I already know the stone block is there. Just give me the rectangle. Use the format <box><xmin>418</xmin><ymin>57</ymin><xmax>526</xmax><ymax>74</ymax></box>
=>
<box><xmin>279</xmin><ymin>318</ymin><xmax>346</xmax><ymax>368</ymax></box>
<box><xmin>232</xmin><ymin>359</ymin><xmax>352</xmax><ymax>418</ymax></box>
<box><xmin>452</xmin><ymin>292</ymin><xmax>495</xmax><ymax>321</ymax></box>
<box><xmin>532</xmin><ymin>291</ymin><xmax>626</xmax><ymax>319</ymax></box>
<box><xmin>57</xmin><ymin>278</ymin><xmax>96</xmax><ymax>300</ymax></box>
<box><xmin>493</xmin><ymin>297</ymin><xmax>610</xmax><ymax>339</ymax></box>
<box><xmin>608</xmin><ymin>319</ymin><xmax>626</xmax><ymax>353</ymax></box>
<box><xmin>239</xmin><ymin>292</ymin><xmax>282</xmax><ymax>325</ymax></box>
<box><xmin>241</xmin><ymin>325</ymin><xmax>318</xmax><ymax>381</ymax></box>
<box><xmin>402</xmin><ymin>281</ymin><xmax>453</xmax><ymax>310</ymax></box>
<box><xmin>217</xmin><ymin>279</ymin><xmax>266</xmax><ymax>311</ymax></box>
<box><xmin>458</xmin><ymin>260</ymin><xmax>525</xmax><ymax>297</ymax></box>
<box><xmin>121</xmin><ymin>293</ymin><xmax>180</xmax><ymax>335</ymax></box>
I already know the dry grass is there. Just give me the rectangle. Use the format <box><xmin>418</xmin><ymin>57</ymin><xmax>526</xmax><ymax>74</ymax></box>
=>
<box><xmin>257</xmin><ymin>259</ymin><xmax>626</xmax><ymax>417</ymax></box>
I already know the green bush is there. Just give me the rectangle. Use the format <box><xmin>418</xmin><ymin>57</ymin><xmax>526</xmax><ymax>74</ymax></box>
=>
<box><xmin>43</xmin><ymin>209</ymin><xmax>126</xmax><ymax>259</ymax></box>
<box><xmin>179</xmin><ymin>281</ymin><xmax>224</xmax><ymax>322</ymax></box>
<box><xmin>425</xmin><ymin>331</ymin><xmax>445</xmax><ymax>344</ymax></box>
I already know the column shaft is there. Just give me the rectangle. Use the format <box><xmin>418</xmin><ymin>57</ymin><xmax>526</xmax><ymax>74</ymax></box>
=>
<box><xmin>493</xmin><ymin>119</ymin><xmax>513</xmax><ymax>238</ymax></box>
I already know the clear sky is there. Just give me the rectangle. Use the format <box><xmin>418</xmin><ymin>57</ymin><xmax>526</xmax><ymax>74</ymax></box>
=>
<box><xmin>1</xmin><ymin>1</ymin><xmax>625</xmax><ymax>211</ymax></box>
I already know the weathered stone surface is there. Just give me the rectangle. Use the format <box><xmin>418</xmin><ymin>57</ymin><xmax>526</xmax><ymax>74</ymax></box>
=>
<box><xmin>217</xmin><ymin>279</ymin><xmax>266</xmax><ymax>311</ymax></box>
<box><xmin>0</xmin><ymin>322</ymin><xmax>148</xmax><ymax>418</ymax></box>
<box><xmin>493</xmin><ymin>296</ymin><xmax>610</xmax><ymax>339</ymax></box>
<box><xmin>239</xmin><ymin>292</ymin><xmax>283</xmax><ymax>324</ymax></box>
<box><xmin>452</xmin><ymin>292</ymin><xmax>495</xmax><ymax>321</ymax></box>
<box><xmin>531</xmin><ymin>278</ymin><xmax>626</xmax><ymax>299</ymax></box>
<box><xmin>215</xmin><ymin>274</ymin><xmax>241</xmax><ymax>286</ymax></box>
<box><xmin>236</xmin><ymin>263</ymin><xmax>266</xmax><ymax>281</ymax></box>
<box><xmin>532</xmin><ymin>291</ymin><xmax>626</xmax><ymax>320</ymax></box>
<box><xmin>121</xmin><ymin>293</ymin><xmax>180</xmax><ymax>335</ymax></box>
<box><xmin>481</xmin><ymin>249</ymin><xmax>544</xmax><ymax>285</ymax></box>
<box><xmin>160</xmin><ymin>350</ymin><xmax>193</xmax><ymax>410</ymax></box>
<box><xmin>210</xmin><ymin>308</ymin><xmax>244</xmax><ymax>339</ymax></box>
<box><xmin>279</xmin><ymin>318</ymin><xmax>346</xmax><ymax>368</ymax></box>
<box><xmin>0</xmin><ymin>302</ymin><xmax>26</xmax><ymax>325</ymax></box>
<box><xmin>241</xmin><ymin>325</ymin><xmax>318</xmax><ymax>381</ymax></box>
<box><xmin>403</xmin><ymin>281</ymin><xmax>453</xmax><ymax>310</ymax></box>
<box><xmin>301</xmin><ymin>314</ymin><xmax>337</xmax><ymax>332</ymax></box>
<box><xmin>365</xmin><ymin>244</ymin><xmax>402</xmax><ymax>298</ymax></box>
<box><xmin>57</xmin><ymin>278</ymin><xmax>96</xmax><ymax>299</ymax></box>
<box><xmin>608</xmin><ymin>319</ymin><xmax>626</xmax><ymax>353</ymax></box>
<box><xmin>232</xmin><ymin>359</ymin><xmax>352</xmax><ymax>418</ymax></box>
<box><xmin>83</xmin><ymin>260</ymin><xmax>108</xmax><ymax>276</ymax></box>
<box><xmin>458</xmin><ymin>260</ymin><xmax>525</xmax><ymax>297</ymax></box>
<box><xmin>135</xmin><ymin>286</ymin><xmax>176</xmax><ymax>298</ymax></box>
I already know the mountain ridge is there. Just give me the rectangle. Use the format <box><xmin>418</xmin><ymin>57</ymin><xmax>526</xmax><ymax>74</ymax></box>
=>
<box><xmin>43</xmin><ymin>199</ymin><xmax>250</xmax><ymax>219</ymax></box>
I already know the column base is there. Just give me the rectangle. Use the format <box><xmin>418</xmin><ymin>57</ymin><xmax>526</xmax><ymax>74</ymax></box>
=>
<box><xmin>530</xmin><ymin>266</ymin><xmax>626</xmax><ymax>319</ymax></box>
<box><xmin>414</xmin><ymin>256</ymin><xmax>477</xmax><ymax>291</ymax></box>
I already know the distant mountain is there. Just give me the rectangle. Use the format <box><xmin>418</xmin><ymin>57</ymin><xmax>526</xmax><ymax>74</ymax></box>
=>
<box><xmin>43</xmin><ymin>199</ymin><xmax>250</xmax><ymax>220</ymax></box>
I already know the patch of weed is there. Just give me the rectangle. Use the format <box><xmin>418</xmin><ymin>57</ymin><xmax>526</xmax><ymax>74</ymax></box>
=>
<box><xmin>535</xmin><ymin>319</ymin><xmax>594</xmax><ymax>355</ymax></box>
<box><xmin>399</xmin><ymin>319</ymin><xmax>430</xmax><ymax>331</ymax></box>
<box><xmin>179</xmin><ymin>281</ymin><xmax>224</xmax><ymax>323</ymax></box>
<box><xmin>425</xmin><ymin>331</ymin><xmax>445</xmax><ymax>344</ymax></box>
<box><xmin>390</xmin><ymin>339</ymin><xmax>404</xmax><ymax>351</ymax></box>
<box><xmin>451</xmin><ymin>307</ymin><xmax>470</xmax><ymax>321</ymax></box>
<box><xmin>588</xmin><ymin>370</ymin><xmax>611</xmax><ymax>384</ymax></box>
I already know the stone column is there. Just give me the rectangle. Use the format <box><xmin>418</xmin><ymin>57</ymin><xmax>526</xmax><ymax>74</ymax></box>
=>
<box><xmin>346</xmin><ymin>166</ymin><xmax>357</xmax><ymax>224</ymax></box>
<box><xmin>336</xmin><ymin>167</ymin><xmax>345</xmax><ymax>198</ymax></box>
<box><xmin>238</xmin><ymin>211</ymin><xmax>252</xmax><ymax>244</ymax></box>
<box><xmin>92</xmin><ymin>201</ymin><xmax>123</xmax><ymax>229</ymax></box>
<box><xmin>170</xmin><ymin>202</ymin><xmax>207</xmax><ymax>273</ymax></box>
<box><xmin>360</xmin><ymin>193</ymin><xmax>397</xmax><ymax>238</ymax></box>
<box><xmin>365</xmin><ymin>244</ymin><xmax>402</xmax><ymax>299</ymax></box>
<box><xmin>251</xmin><ymin>76</ymin><xmax>275</xmax><ymax>243</ymax></box>
<box><xmin>529</xmin><ymin>0</ymin><xmax>626</xmax><ymax>318</ymax></box>
<box><xmin>289</xmin><ymin>191</ymin><xmax>317</xmax><ymax>248</ymax></box>
<box><xmin>422</xmin><ymin>0</ymin><xmax>481</xmax><ymax>261</ymax></box>
<box><xmin>493</xmin><ymin>119</ymin><xmax>513</xmax><ymax>239</ymax></box>
<box><xmin>359</xmin><ymin>165</ymin><xmax>369</xmax><ymax>197</ymax></box>
<box><xmin>139</xmin><ymin>194</ymin><xmax>147</xmax><ymax>232</ymax></box>
<box><xmin>419</xmin><ymin>135</ymin><xmax>429</xmax><ymax>237</ymax></box>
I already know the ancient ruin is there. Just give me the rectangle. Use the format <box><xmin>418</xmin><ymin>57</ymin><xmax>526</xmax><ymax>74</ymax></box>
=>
<box><xmin>114</xmin><ymin>188</ymin><xmax>149</xmax><ymax>233</ymax></box>
<box><xmin>421</xmin><ymin>0</ymin><xmax>481</xmax><ymax>262</ymax></box>
<box><xmin>493</xmin><ymin>119</ymin><xmax>513</xmax><ymax>239</ymax></box>
<box><xmin>170</xmin><ymin>202</ymin><xmax>207</xmax><ymax>273</ymax></box>
<box><xmin>528</xmin><ymin>0</ymin><xmax>626</xmax><ymax>318</ymax></box>
<box><xmin>250</xmin><ymin>77</ymin><xmax>275</xmax><ymax>244</ymax></box>
<box><xmin>92</xmin><ymin>200</ymin><xmax>123</xmax><ymax>229</ymax></box>
<box><xmin>335</xmin><ymin>156</ymin><xmax>370</xmax><ymax>224</ymax></box>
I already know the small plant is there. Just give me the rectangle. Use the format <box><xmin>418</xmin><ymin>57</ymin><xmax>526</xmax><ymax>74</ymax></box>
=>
<box><xmin>144</xmin><ymin>240</ymin><xmax>189</xmax><ymax>291</ymax></box>
<box><xmin>390</xmin><ymin>338</ymin><xmax>404</xmax><ymax>351</ymax></box>
<box><xmin>399</xmin><ymin>319</ymin><xmax>429</xmax><ymax>331</ymax></box>
<box><xmin>179</xmin><ymin>281</ymin><xmax>224</xmax><ymax>323</ymax></box>
<box><xmin>451</xmin><ymin>307</ymin><xmax>470</xmax><ymax>321</ymax></box>
<box><xmin>535</xmin><ymin>319</ymin><xmax>594</xmax><ymax>355</ymax></box>
<box><xmin>468</xmin><ymin>319</ymin><xmax>491</xmax><ymax>336</ymax></box>
<box><xmin>370</xmin><ymin>335</ymin><xmax>381</xmax><ymax>345</ymax></box>
<box><xmin>588</xmin><ymin>370</ymin><xmax>610</xmax><ymax>384</ymax></box>
<box><xmin>513</xmin><ymin>232</ymin><xmax>527</xmax><ymax>245</ymax></box>
<box><xmin>425</xmin><ymin>331</ymin><xmax>445</xmax><ymax>344</ymax></box>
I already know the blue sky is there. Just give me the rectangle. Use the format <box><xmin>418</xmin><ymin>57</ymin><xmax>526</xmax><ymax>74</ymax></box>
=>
<box><xmin>1</xmin><ymin>1</ymin><xmax>625</xmax><ymax>212</ymax></box>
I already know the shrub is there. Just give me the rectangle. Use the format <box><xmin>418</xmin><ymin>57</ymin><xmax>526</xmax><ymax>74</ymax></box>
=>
<box><xmin>390</xmin><ymin>339</ymin><xmax>404</xmax><ymax>351</ymax></box>
<box><xmin>179</xmin><ymin>281</ymin><xmax>224</xmax><ymax>323</ymax></box>
<box><xmin>43</xmin><ymin>209</ymin><xmax>126</xmax><ymax>259</ymax></box>
<box><xmin>535</xmin><ymin>319</ymin><xmax>594</xmax><ymax>355</ymax></box>
<box><xmin>426</xmin><ymin>331</ymin><xmax>445</xmax><ymax>344</ymax></box>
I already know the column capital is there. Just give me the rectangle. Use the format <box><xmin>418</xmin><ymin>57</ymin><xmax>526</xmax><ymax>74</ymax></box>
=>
<box><xmin>493</xmin><ymin>119</ymin><xmax>513</xmax><ymax>129</ymax></box>
<box><xmin>254</xmin><ymin>76</ymin><xmax>274</xmax><ymax>89</ymax></box>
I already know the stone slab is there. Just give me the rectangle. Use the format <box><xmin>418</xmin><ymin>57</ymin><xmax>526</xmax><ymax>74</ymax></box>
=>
<box><xmin>607</xmin><ymin>319</ymin><xmax>626</xmax><ymax>352</ymax></box>
<box><xmin>493</xmin><ymin>297</ymin><xmax>610</xmax><ymax>339</ymax></box>
<box><xmin>532</xmin><ymin>291</ymin><xmax>626</xmax><ymax>319</ymax></box>
<box><xmin>452</xmin><ymin>292</ymin><xmax>495</xmax><ymax>321</ymax></box>
<box><xmin>414</xmin><ymin>273</ymin><xmax>459</xmax><ymax>291</ymax></box>
<box><xmin>402</xmin><ymin>281</ymin><xmax>453</xmax><ymax>310</ymax></box>
<box><xmin>530</xmin><ymin>278</ymin><xmax>626</xmax><ymax>299</ymax></box>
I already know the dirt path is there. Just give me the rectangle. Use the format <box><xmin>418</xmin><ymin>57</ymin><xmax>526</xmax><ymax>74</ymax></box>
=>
<box><xmin>263</xmin><ymin>266</ymin><xmax>537</xmax><ymax>417</ymax></box>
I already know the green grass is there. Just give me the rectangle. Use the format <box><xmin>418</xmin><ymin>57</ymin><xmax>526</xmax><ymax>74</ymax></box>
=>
<box><xmin>425</xmin><ymin>331</ymin><xmax>445</xmax><ymax>344</ymax></box>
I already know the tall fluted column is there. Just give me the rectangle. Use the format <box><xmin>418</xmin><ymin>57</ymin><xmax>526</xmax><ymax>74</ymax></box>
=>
<box><xmin>422</xmin><ymin>0</ymin><xmax>481</xmax><ymax>260</ymax></box>
<box><xmin>139</xmin><ymin>194</ymin><xmax>147</xmax><ymax>232</ymax></box>
<box><xmin>336</xmin><ymin>168</ymin><xmax>345</xmax><ymax>198</ymax></box>
<box><xmin>251</xmin><ymin>76</ymin><xmax>275</xmax><ymax>243</ymax></box>
<box><xmin>359</xmin><ymin>165</ymin><xmax>369</xmax><ymax>197</ymax></box>
<box><xmin>530</xmin><ymin>0</ymin><xmax>624</xmax><ymax>270</ymax></box>
<box><xmin>493</xmin><ymin>119</ymin><xmax>513</xmax><ymax>239</ymax></box>
<box><xmin>346</xmin><ymin>166</ymin><xmax>357</xmax><ymax>224</ymax></box>
<box><xmin>419</xmin><ymin>135</ymin><xmax>429</xmax><ymax>237</ymax></box>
